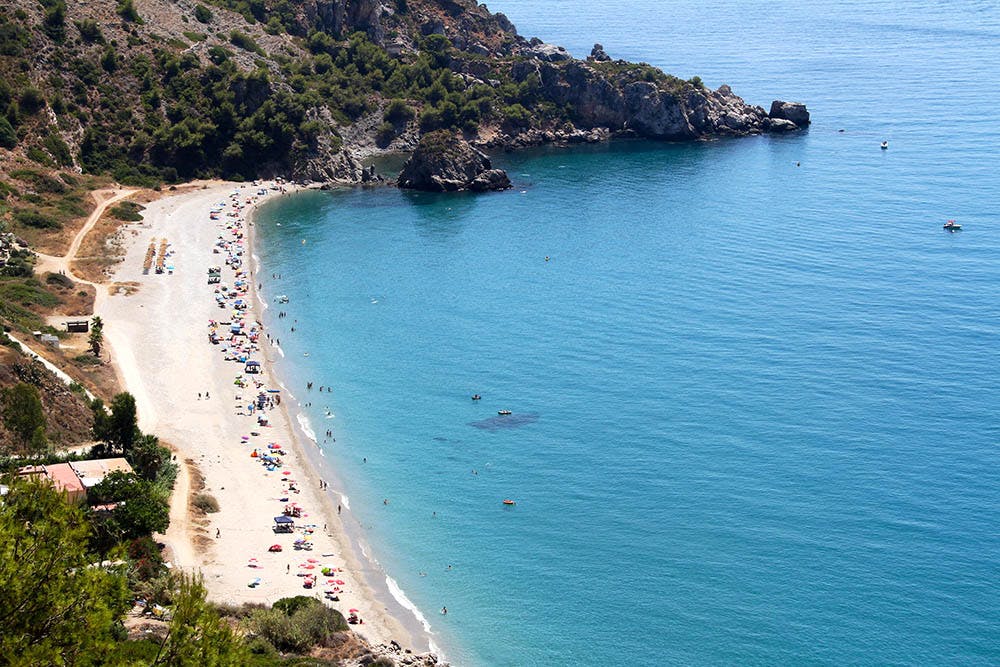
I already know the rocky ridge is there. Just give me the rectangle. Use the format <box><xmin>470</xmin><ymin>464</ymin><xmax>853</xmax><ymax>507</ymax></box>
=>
<box><xmin>0</xmin><ymin>0</ymin><xmax>809</xmax><ymax>189</ymax></box>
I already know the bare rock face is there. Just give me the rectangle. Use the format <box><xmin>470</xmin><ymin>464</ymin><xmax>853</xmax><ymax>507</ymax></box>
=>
<box><xmin>768</xmin><ymin>100</ymin><xmax>811</xmax><ymax>127</ymax></box>
<box><xmin>518</xmin><ymin>61</ymin><xmax>770</xmax><ymax>140</ymax></box>
<box><xmin>304</xmin><ymin>0</ymin><xmax>384</xmax><ymax>43</ymax></box>
<box><xmin>398</xmin><ymin>131</ymin><xmax>511</xmax><ymax>192</ymax></box>
<box><xmin>527</xmin><ymin>42</ymin><xmax>572</xmax><ymax>62</ymax></box>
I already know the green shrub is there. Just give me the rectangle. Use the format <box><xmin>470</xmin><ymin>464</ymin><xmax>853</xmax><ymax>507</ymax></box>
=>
<box><xmin>272</xmin><ymin>596</ymin><xmax>316</xmax><ymax>617</ymax></box>
<box><xmin>248</xmin><ymin>608</ymin><xmax>309</xmax><ymax>653</ymax></box>
<box><xmin>117</xmin><ymin>0</ymin><xmax>143</xmax><ymax>23</ymax></box>
<box><xmin>12</xmin><ymin>170</ymin><xmax>67</xmax><ymax>193</ymax></box>
<box><xmin>43</xmin><ymin>134</ymin><xmax>74</xmax><ymax>167</ymax></box>
<box><xmin>0</xmin><ymin>117</ymin><xmax>16</xmax><ymax>149</ymax></box>
<box><xmin>502</xmin><ymin>103</ymin><xmax>533</xmax><ymax>130</ymax></box>
<box><xmin>127</xmin><ymin>536</ymin><xmax>165</xmax><ymax>580</ymax></box>
<box><xmin>0</xmin><ymin>278</ymin><xmax>60</xmax><ymax>307</ymax></box>
<box><xmin>74</xmin><ymin>354</ymin><xmax>103</xmax><ymax>366</ymax></box>
<box><xmin>13</xmin><ymin>209</ymin><xmax>60</xmax><ymax>229</ymax></box>
<box><xmin>375</xmin><ymin>121</ymin><xmax>396</xmax><ymax>147</ymax></box>
<box><xmin>229</xmin><ymin>31</ymin><xmax>262</xmax><ymax>55</ymax></box>
<box><xmin>75</xmin><ymin>18</ymin><xmax>103</xmax><ymax>43</ymax></box>
<box><xmin>0</xmin><ymin>254</ymin><xmax>34</xmax><ymax>277</ymax></box>
<box><xmin>19</xmin><ymin>88</ymin><xmax>46</xmax><ymax>114</ymax></box>
<box><xmin>42</xmin><ymin>0</ymin><xmax>67</xmax><ymax>42</ymax></box>
<box><xmin>109</xmin><ymin>201</ymin><xmax>144</xmax><ymax>221</ymax></box>
<box><xmin>101</xmin><ymin>46</ymin><xmax>118</xmax><ymax>73</ymax></box>
<box><xmin>192</xmin><ymin>493</ymin><xmax>219</xmax><ymax>513</ymax></box>
<box><xmin>384</xmin><ymin>99</ymin><xmax>415</xmax><ymax>124</ymax></box>
<box><xmin>193</xmin><ymin>4</ymin><xmax>213</xmax><ymax>23</ymax></box>
<box><xmin>26</xmin><ymin>147</ymin><xmax>55</xmax><ymax>167</ymax></box>
<box><xmin>45</xmin><ymin>272</ymin><xmax>74</xmax><ymax>288</ymax></box>
<box><xmin>248</xmin><ymin>599</ymin><xmax>349</xmax><ymax>653</ymax></box>
<box><xmin>292</xmin><ymin>602</ymin><xmax>349</xmax><ymax>647</ymax></box>
<box><xmin>182</xmin><ymin>31</ymin><xmax>207</xmax><ymax>42</ymax></box>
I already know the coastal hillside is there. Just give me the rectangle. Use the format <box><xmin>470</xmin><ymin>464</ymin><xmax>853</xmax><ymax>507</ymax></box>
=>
<box><xmin>0</xmin><ymin>0</ymin><xmax>806</xmax><ymax>190</ymax></box>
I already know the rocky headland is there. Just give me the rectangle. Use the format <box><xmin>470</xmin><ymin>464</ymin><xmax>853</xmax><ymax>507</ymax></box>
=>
<box><xmin>0</xmin><ymin>0</ymin><xmax>809</xmax><ymax>191</ymax></box>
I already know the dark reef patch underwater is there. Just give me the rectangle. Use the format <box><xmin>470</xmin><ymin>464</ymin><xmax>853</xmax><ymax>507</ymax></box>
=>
<box><xmin>468</xmin><ymin>413</ymin><xmax>541</xmax><ymax>431</ymax></box>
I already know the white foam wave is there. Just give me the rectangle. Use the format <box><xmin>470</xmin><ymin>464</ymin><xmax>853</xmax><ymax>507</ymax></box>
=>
<box><xmin>385</xmin><ymin>575</ymin><xmax>437</xmax><ymax>642</ymax></box>
<box><xmin>296</xmin><ymin>413</ymin><xmax>317</xmax><ymax>442</ymax></box>
<box><xmin>339</xmin><ymin>494</ymin><xmax>350</xmax><ymax>510</ymax></box>
<box><xmin>275</xmin><ymin>344</ymin><xmax>284</xmax><ymax>357</ymax></box>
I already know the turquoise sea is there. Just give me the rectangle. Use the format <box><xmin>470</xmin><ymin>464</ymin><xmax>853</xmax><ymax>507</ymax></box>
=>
<box><xmin>254</xmin><ymin>1</ymin><xmax>1000</xmax><ymax>664</ymax></box>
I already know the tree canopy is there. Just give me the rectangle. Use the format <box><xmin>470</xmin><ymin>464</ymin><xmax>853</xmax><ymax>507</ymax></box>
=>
<box><xmin>0</xmin><ymin>476</ymin><xmax>131</xmax><ymax>664</ymax></box>
<box><xmin>1</xmin><ymin>382</ymin><xmax>46</xmax><ymax>450</ymax></box>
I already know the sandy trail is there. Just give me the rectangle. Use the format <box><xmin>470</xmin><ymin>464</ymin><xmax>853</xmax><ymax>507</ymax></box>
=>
<box><xmin>32</xmin><ymin>188</ymin><xmax>138</xmax><ymax>282</ymax></box>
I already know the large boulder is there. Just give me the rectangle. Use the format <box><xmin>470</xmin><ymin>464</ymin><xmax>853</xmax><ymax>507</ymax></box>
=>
<box><xmin>398</xmin><ymin>132</ymin><xmax>511</xmax><ymax>192</ymax></box>
<box><xmin>768</xmin><ymin>100</ymin><xmax>811</xmax><ymax>127</ymax></box>
<box><xmin>527</xmin><ymin>42</ymin><xmax>572</xmax><ymax>62</ymax></box>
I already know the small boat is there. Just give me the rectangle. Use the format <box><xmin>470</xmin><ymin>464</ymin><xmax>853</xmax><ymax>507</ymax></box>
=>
<box><xmin>880</xmin><ymin>141</ymin><xmax>888</xmax><ymax>150</ymax></box>
<box><xmin>276</xmin><ymin>295</ymin><xmax>289</xmax><ymax>303</ymax></box>
<box><xmin>502</xmin><ymin>499</ymin><xmax>516</xmax><ymax>506</ymax></box>
<box><xmin>944</xmin><ymin>220</ymin><xmax>962</xmax><ymax>231</ymax></box>
<box><xmin>497</xmin><ymin>410</ymin><xmax>512</xmax><ymax>416</ymax></box>
<box><xmin>472</xmin><ymin>394</ymin><xmax>481</xmax><ymax>400</ymax></box>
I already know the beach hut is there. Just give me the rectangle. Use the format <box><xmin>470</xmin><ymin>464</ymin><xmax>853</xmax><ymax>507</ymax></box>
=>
<box><xmin>273</xmin><ymin>516</ymin><xmax>295</xmax><ymax>533</ymax></box>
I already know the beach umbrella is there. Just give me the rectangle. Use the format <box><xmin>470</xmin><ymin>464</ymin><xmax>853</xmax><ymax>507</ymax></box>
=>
<box><xmin>282</xmin><ymin>471</ymin><xmax>291</xmax><ymax>475</ymax></box>
<box><xmin>307</xmin><ymin>558</ymin><xmax>318</xmax><ymax>563</ymax></box>
<box><xmin>349</xmin><ymin>609</ymin><xmax>359</xmax><ymax>613</ymax></box>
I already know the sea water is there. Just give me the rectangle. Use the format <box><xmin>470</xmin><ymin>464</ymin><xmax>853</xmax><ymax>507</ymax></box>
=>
<box><xmin>253</xmin><ymin>1</ymin><xmax>1000</xmax><ymax>664</ymax></box>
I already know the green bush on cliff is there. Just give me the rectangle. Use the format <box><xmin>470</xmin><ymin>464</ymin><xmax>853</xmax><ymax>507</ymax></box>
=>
<box><xmin>384</xmin><ymin>99</ymin><xmax>416</xmax><ymax>124</ymax></box>
<box><xmin>117</xmin><ymin>0</ymin><xmax>143</xmax><ymax>23</ymax></box>
<box><xmin>193</xmin><ymin>3</ymin><xmax>213</xmax><ymax>23</ymax></box>
<box><xmin>0</xmin><ymin>116</ymin><xmax>16</xmax><ymax>148</ymax></box>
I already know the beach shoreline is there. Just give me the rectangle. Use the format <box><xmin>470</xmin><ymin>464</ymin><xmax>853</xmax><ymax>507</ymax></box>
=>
<box><xmin>98</xmin><ymin>181</ymin><xmax>434</xmax><ymax>657</ymax></box>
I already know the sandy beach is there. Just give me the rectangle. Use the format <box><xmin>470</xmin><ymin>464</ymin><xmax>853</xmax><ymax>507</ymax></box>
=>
<box><xmin>98</xmin><ymin>182</ymin><xmax>416</xmax><ymax>651</ymax></box>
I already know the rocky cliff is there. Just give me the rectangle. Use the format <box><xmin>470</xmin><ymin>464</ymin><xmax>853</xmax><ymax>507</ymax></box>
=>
<box><xmin>0</xmin><ymin>0</ymin><xmax>808</xmax><ymax>191</ymax></box>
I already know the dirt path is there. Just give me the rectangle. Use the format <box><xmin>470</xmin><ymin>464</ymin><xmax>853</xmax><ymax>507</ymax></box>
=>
<box><xmin>163</xmin><ymin>457</ymin><xmax>197</xmax><ymax>568</ymax></box>
<box><xmin>32</xmin><ymin>188</ymin><xmax>138</xmax><ymax>286</ymax></box>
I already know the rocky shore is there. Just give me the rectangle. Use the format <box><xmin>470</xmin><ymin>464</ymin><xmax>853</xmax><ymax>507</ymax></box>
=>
<box><xmin>273</xmin><ymin>4</ymin><xmax>811</xmax><ymax>186</ymax></box>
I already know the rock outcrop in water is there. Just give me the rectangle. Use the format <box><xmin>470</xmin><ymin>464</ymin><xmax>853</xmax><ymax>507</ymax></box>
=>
<box><xmin>766</xmin><ymin>100</ymin><xmax>812</xmax><ymax>131</ymax></box>
<box><xmin>397</xmin><ymin>131</ymin><xmax>511</xmax><ymax>192</ymax></box>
